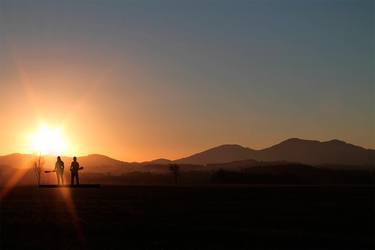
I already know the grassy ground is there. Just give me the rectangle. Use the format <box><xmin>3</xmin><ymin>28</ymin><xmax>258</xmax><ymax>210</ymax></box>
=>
<box><xmin>1</xmin><ymin>185</ymin><xmax>374</xmax><ymax>250</ymax></box>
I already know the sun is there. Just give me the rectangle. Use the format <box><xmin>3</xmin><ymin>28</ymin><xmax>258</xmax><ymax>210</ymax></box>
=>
<box><xmin>29</xmin><ymin>126</ymin><xmax>68</xmax><ymax>155</ymax></box>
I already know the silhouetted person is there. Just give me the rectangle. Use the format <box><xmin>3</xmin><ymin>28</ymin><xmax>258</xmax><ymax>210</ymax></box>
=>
<box><xmin>70</xmin><ymin>156</ymin><xmax>80</xmax><ymax>185</ymax></box>
<box><xmin>55</xmin><ymin>156</ymin><xmax>64</xmax><ymax>185</ymax></box>
<box><xmin>169</xmin><ymin>164</ymin><xmax>180</xmax><ymax>184</ymax></box>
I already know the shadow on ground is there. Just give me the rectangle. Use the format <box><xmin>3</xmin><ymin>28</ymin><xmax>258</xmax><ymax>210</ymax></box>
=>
<box><xmin>1</xmin><ymin>185</ymin><xmax>374</xmax><ymax>250</ymax></box>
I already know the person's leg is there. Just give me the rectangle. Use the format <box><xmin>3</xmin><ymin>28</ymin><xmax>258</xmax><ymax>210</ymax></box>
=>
<box><xmin>56</xmin><ymin>172</ymin><xmax>60</xmax><ymax>185</ymax></box>
<box><xmin>71</xmin><ymin>173</ymin><xmax>74</xmax><ymax>185</ymax></box>
<box><xmin>61</xmin><ymin>172</ymin><xmax>64</xmax><ymax>185</ymax></box>
<box><xmin>76</xmin><ymin>173</ymin><xmax>79</xmax><ymax>185</ymax></box>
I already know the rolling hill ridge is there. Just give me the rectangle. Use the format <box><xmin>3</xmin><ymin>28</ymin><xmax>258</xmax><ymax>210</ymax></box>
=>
<box><xmin>176</xmin><ymin>138</ymin><xmax>374</xmax><ymax>166</ymax></box>
<box><xmin>0</xmin><ymin>138</ymin><xmax>373</xmax><ymax>174</ymax></box>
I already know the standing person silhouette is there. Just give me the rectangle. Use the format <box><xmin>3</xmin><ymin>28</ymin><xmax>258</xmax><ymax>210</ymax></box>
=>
<box><xmin>70</xmin><ymin>156</ymin><xmax>80</xmax><ymax>185</ymax></box>
<box><xmin>55</xmin><ymin>156</ymin><xmax>64</xmax><ymax>185</ymax></box>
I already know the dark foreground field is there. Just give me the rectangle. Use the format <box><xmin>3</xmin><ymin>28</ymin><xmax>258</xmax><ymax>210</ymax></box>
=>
<box><xmin>1</xmin><ymin>185</ymin><xmax>374</xmax><ymax>250</ymax></box>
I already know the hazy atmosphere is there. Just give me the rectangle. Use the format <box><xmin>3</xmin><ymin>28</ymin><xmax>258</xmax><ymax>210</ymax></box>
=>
<box><xmin>0</xmin><ymin>0</ymin><xmax>373</xmax><ymax>161</ymax></box>
<box><xmin>1</xmin><ymin>2</ymin><xmax>374</xmax><ymax>250</ymax></box>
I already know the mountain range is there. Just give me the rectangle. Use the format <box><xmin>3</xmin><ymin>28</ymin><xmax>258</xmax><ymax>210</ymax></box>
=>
<box><xmin>0</xmin><ymin>138</ymin><xmax>373</xmax><ymax>175</ymax></box>
<box><xmin>176</xmin><ymin>138</ymin><xmax>374</xmax><ymax>166</ymax></box>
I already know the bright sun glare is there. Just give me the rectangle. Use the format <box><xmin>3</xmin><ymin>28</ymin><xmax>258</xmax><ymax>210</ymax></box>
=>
<box><xmin>29</xmin><ymin>126</ymin><xmax>68</xmax><ymax>155</ymax></box>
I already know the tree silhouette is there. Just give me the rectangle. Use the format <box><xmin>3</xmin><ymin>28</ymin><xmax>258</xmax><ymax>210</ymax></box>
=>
<box><xmin>33</xmin><ymin>155</ymin><xmax>44</xmax><ymax>186</ymax></box>
<box><xmin>169</xmin><ymin>164</ymin><xmax>180</xmax><ymax>185</ymax></box>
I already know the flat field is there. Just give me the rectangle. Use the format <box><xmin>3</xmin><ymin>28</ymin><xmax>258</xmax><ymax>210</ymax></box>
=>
<box><xmin>1</xmin><ymin>185</ymin><xmax>374</xmax><ymax>250</ymax></box>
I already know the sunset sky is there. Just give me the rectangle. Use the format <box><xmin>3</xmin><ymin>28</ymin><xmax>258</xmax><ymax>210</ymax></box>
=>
<box><xmin>0</xmin><ymin>0</ymin><xmax>373</xmax><ymax>161</ymax></box>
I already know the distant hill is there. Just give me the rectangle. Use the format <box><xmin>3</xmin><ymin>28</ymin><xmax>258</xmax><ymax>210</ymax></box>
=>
<box><xmin>175</xmin><ymin>144</ymin><xmax>257</xmax><ymax>165</ymax></box>
<box><xmin>256</xmin><ymin>138</ymin><xmax>374</xmax><ymax>166</ymax></box>
<box><xmin>0</xmin><ymin>138</ymin><xmax>373</xmax><ymax>176</ymax></box>
<box><xmin>0</xmin><ymin>154</ymin><xmax>131</xmax><ymax>175</ymax></box>
<box><xmin>141</xmin><ymin>158</ymin><xmax>173</xmax><ymax>165</ymax></box>
<box><xmin>0</xmin><ymin>138</ymin><xmax>374</xmax><ymax>186</ymax></box>
<box><xmin>175</xmin><ymin>138</ymin><xmax>374</xmax><ymax>167</ymax></box>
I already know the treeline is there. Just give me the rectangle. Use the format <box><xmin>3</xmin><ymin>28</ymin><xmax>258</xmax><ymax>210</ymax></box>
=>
<box><xmin>80</xmin><ymin>171</ymin><xmax>211</xmax><ymax>185</ymax></box>
<box><xmin>211</xmin><ymin>166</ymin><xmax>374</xmax><ymax>185</ymax></box>
<box><xmin>1</xmin><ymin>163</ymin><xmax>374</xmax><ymax>186</ymax></box>
<box><xmin>79</xmin><ymin>163</ymin><xmax>374</xmax><ymax>185</ymax></box>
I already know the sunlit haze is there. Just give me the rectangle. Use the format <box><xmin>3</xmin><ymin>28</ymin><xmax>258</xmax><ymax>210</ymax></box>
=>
<box><xmin>0</xmin><ymin>0</ymin><xmax>373</xmax><ymax>161</ymax></box>
<box><xmin>28</xmin><ymin>125</ymin><xmax>68</xmax><ymax>155</ymax></box>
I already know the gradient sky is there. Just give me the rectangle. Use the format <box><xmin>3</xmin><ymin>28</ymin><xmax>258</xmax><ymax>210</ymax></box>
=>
<box><xmin>0</xmin><ymin>0</ymin><xmax>373</xmax><ymax>161</ymax></box>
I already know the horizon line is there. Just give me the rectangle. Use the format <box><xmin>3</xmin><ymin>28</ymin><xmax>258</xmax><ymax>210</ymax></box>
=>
<box><xmin>1</xmin><ymin>137</ymin><xmax>373</xmax><ymax>163</ymax></box>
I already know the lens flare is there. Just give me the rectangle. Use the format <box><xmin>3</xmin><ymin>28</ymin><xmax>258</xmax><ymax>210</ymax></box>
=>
<box><xmin>29</xmin><ymin>126</ymin><xmax>68</xmax><ymax>155</ymax></box>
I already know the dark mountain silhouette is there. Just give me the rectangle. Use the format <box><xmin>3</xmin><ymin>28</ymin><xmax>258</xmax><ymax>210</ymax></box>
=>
<box><xmin>206</xmin><ymin>159</ymin><xmax>298</xmax><ymax>171</ymax></box>
<box><xmin>255</xmin><ymin>138</ymin><xmax>374</xmax><ymax>166</ymax></box>
<box><xmin>141</xmin><ymin>158</ymin><xmax>173</xmax><ymax>165</ymax></box>
<box><xmin>0</xmin><ymin>154</ymin><xmax>130</xmax><ymax>175</ymax></box>
<box><xmin>175</xmin><ymin>138</ymin><xmax>374</xmax><ymax>166</ymax></box>
<box><xmin>72</xmin><ymin>154</ymin><xmax>132</xmax><ymax>174</ymax></box>
<box><xmin>0</xmin><ymin>138</ymin><xmax>373</xmax><ymax>177</ymax></box>
<box><xmin>175</xmin><ymin>144</ymin><xmax>257</xmax><ymax>165</ymax></box>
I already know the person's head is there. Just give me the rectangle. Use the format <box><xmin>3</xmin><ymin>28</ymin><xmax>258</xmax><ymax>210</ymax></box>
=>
<box><xmin>73</xmin><ymin>156</ymin><xmax>77</xmax><ymax>162</ymax></box>
<box><xmin>57</xmin><ymin>156</ymin><xmax>61</xmax><ymax>161</ymax></box>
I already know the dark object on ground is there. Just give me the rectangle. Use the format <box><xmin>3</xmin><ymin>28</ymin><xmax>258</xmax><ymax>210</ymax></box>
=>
<box><xmin>169</xmin><ymin>164</ymin><xmax>180</xmax><ymax>184</ymax></box>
